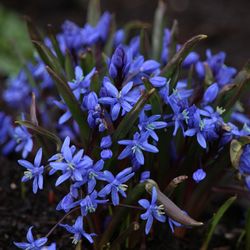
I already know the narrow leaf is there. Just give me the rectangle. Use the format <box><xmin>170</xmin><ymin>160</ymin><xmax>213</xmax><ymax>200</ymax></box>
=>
<box><xmin>201</xmin><ymin>196</ymin><xmax>237</xmax><ymax>250</ymax></box>
<box><xmin>16</xmin><ymin>120</ymin><xmax>62</xmax><ymax>151</ymax></box>
<box><xmin>168</xmin><ymin>19</ymin><xmax>179</xmax><ymax>61</ymax></box>
<box><xmin>152</xmin><ymin>0</ymin><xmax>166</xmax><ymax>60</ymax></box>
<box><xmin>65</xmin><ymin>49</ymin><xmax>75</xmax><ymax>81</ymax></box>
<box><xmin>87</xmin><ymin>0</ymin><xmax>101</xmax><ymax>26</ymax></box>
<box><xmin>46</xmin><ymin>66</ymin><xmax>90</xmax><ymax>148</ymax></box>
<box><xmin>161</xmin><ymin>34</ymin><xmax>207</xmax><ymax>76</ymax></box>
<box><xmin>47</xmin><ymin>24</ymin><xmax>65</xmax><ymax>67</ymax></box>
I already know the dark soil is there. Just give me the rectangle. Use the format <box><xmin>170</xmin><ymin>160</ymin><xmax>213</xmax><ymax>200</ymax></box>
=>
<box><xmin>0</xmin><ymin>0</ymin><xmax>250</xmax><ymax>249</ymax></box>
<box><xmin>0</xmin><ymin>154</ymin><xmax>246</xmax><ymax>249</ymax></box>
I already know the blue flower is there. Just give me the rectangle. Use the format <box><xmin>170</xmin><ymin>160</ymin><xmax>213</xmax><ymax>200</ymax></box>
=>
<box><xmin>49</xmin><ymin>137</ymin><xmax>92</xmax><ymax>185</ymax></box>
<box><xmin>0</xmin><ymin>112</ymin><xmax>12</xmax><ymax>145</ymax></box>
<box><xmin>100</xmin><ymin>149</ymin><xmax>113</xmax><ymax>160</ymax></box>
<box><xmin>113</xmin><ymin>29</ymin><xmax>125</xmax><ymax>47</ymax></box>
<box><xmin>82</xmin><ymin>159</ymin><xmax>104</xmax><ymax>193</ymax></box>
<box><xmin>78</xmin><ymin>190</ymin><xmax>108</xmax><ymax>216</ymax></box>
<box><xmin>192</xmin><ymin>168</ymin><xmax>206</xmax><ymax>183</ymax></box>
<box><xmin>68</xmin><ymin>66</ymin><xmax>96</xmax><ymax>99</ymax></box>
<box><xmin>14</xmin><ymin>226</ymin><xmax>47</xmax><ymax>249</ymax></box>
<box><xmin>138</xmin><ymin>187</ymin><xmax>166</xmax><ymax>234</ymax></box>
<box><xmin>202</xmin><ymin>83</ymin><xmax>219</xmax><ymax>104</ymax></box>
<box><xmin>41</xmin><ymin>243</ymin><xmax>56</xmax><ymax>250</ymax></box>
<box><xmin>99</xmin><ymin>78</ymin><xmax>140</xmax><ymax>121</ymax></box>
<box><xmin>99</xmin><ymin>167</ymin><xmax>135</xmax><ymax>205</ymax></box>
<box><xmin>140</xmin><ymin>171</ymin><xmax>151</xmax><ymax>183</ymax></box>
<box><xmin>95</xmin><ymin>11</ymin><xmax>112</xmax><ymax>42</ymax></box>
<box><xmin>167</xmin><ymin>90</ymin><xmax>190</xmax><ymax>136</ymax></box>
<box><xmin>138</xmin><ymin>113</ymin><xmax>167</xmax><ymax>141</ymax></box>
<box><xmin>109</xmin><ymin>45</ymin><xmax>130</xmax><ymax>82</ymax></box>
<box><xmin>61</xmin><ymin>20</ymin><xmax>84</xmax><ymax>50</ymax></box>
<box><xmin>100</xmin><ymin>135</ymin><xmax>112</xmax><ymax>149</ymax></box>
<box><xmin>3</xmin><ymin>69</ymin><xmax>31</xmax><ymax>108</ymax></box>
<box><xmin>18</xmin><ymin>148</ymin><xmax>44</xmax><ymax>194</ymax></box>
<box><xmin>239</xmin><ymin>144</ymin><xmax>250</xmax><ymax>175</ymax></box>
<box><xmin>60</xmin><ymin>216</ymin><xmax>96</xmax><ymax>245</ymax></box>
<box><xmin>185</xmin><ymin>107</ymin><xmax>218</xmax><ymax>149</ymax></box>
<box><xmin>54</xmin><ymin>100</ymin><xmax>72</xmax><ymax>125</ymax></box>
<box><xmin>118</xmin><ymin>132</ymin><xmax>159</xmax><ymax>165</ymax></box>
<box><xmin>245</xmin><ymin>176</ymin><xmax>250</xmax><ymax>190</ymax></box>
<box><xmin>149</xmin><ymin>76</ymin><xmax>167</xmax><ymax>88</ymax></box>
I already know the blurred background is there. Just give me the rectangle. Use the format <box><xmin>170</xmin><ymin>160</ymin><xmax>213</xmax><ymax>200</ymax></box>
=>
<box><xmin>0</xmin><ymin>0</ymin><xmax>249</xmax><ymax>73</ymax></box>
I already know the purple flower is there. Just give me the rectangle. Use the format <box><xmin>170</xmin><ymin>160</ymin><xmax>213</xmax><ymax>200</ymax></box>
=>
<box><xmin>82</xmin><ymin>159</ymin><xmax>104</xmax><ymax>193</ymax></box>
<box><xmin>100</xmin><ymin>135</ymin><xmax>112</xmax><ymax>149</ymax></box>
<box><xmin>100</xmin><ymin>149</ymin><xmax>113</xmax><ymax>160</ymax></box>
<box><xmin>8</xmin><ymin>125</ymin><xmax>33</xmax><ymax>158</ymax></box>
<box><xmin>0</xmin><ymin>112</ymin><xmax>12</xmax><ymax>145</ymax></box>
<box><xmin>54</xmin><ymin>100</ymin><xmax>72</xmax><ymax>125</ymax></box>
<box><xmin>60</xmin><ymin>216</ymin><xmax>96</xmax><ymax>245</ymax></box>
<box><xmin>113</xmin><ymin>29</ymin><xmax>125</xmax><ymax>47</ymax></box>
<box><xmin>99</xmin><ymin>167</ymin><xmax>134</xmax><ymax>205</ymax></box>
<box><xmin>78</xmin><ymin>190</ymin><xmax>108</xmax><ymax>216</ymax></box>
<box><xmin>49</xmin><ymin>137</ymin><xmax>92</xmax><ymax>185</ymax></box>
<box><xmin>18</xmin><ymin>148</ymin><xmax>44</xmax><ymax>194</ymax></box>
<box><xmin>139</xmin><ymin>113</ymin><xmax>167</xmax><ymax>141</ymax></box>
<box><xmin>138</xmin><ymin>187</ymin><xmax>166</xmax><ymax>234</ymax></box>
<box><xmin>68</xmin><ymin>66</ymin><xmax>96</xmax><ymax>99</ymax></box>
<box><xmin>192</xmin><ymin>168</ymin><xmax>206</xmax><ymax>183</ymax></box>
<box><xmin>118</xmin><ymin>132</ymin><xmax>159</xmax><ymax>165</ymax></box>
<box><xmin>109</xmin><ymin>45</ymin><xmax>130</xmax><ymax>82</ymax></box>
<box><xmin>202</xmin><ymin>83</ymin><xmax>219</xmax><ymax>104</ymax></box>
<box><xmin>140</xmin><ymin>171</ymin><xmax>150</xmax><ymax>183</ymax></box>
<box><xmin>14</xmin><ymin>226</ymin><xmax>47</xmax><ymax>249</ymax></box>
<box><xmin>99</xmin><ymin>78</ymin><xmax>140</xmax><ymax>121</ymax></box>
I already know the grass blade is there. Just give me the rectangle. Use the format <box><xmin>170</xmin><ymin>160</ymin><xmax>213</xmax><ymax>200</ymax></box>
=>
<box><xmin>201</xmin><ymin>196</ymin><xmax>237</xmax><ymax>250</ymax></box>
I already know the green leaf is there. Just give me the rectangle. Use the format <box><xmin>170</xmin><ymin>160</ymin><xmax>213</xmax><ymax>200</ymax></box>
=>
<box><xmin>15</xmin><ymin>120</ymin><xmax>62</xmax><ymax>151</ymax></box>
<box><xmin>79</xmin><ymin>49</ymin><xmax>95</xmax><ymax>75</ymax></box>
<box><xmin>112</xmin><ymin>88</ymin><xmax>156</xmax><ymax>141</ymax></box>
<box><xmin>161</xmin><ymin>34</ymin><xmax>207</xmax><ymax>76</ymax></box>
<box><xmin>201</xmin><ymin>196</ymin><xmax>237</xmax><ymax>250</ymax></box>
<box><xmin>167</xmin><ymin>20</ymin><xmax>179</xmax><ymax>61</ymax></box>
<box><xmin>140</xmin><ymin>28</ymin><xmax>150</xmax><ymax>58</ymax></box>
<box><xmin>65</xmin><ymin>49</ymin><xmax>75</xmax><ymax>81</ymax></box>
<box><xmin>87</xmin><ymin>0</ymin><xmax>101</xmax><ymax>26</ymax></box>
<box><xmin>124</xmin><ymin>21</ymin><xmax>150</xmax><ymax>43</ymax></box>
<box><xmin>104</xmin><ymin>15</ymin><xmax>116</xmax><ymax>57</ymax></box>
<box><xmin>0</xmin><ymin>8</ymin><xmax>33</xmax><ymax>75</ymax></box>
<box><xmin>46</xmin><ymin>66</ymin><xmax>90</xmax><ymax>148</ymax></box>
<box><xmin>152</xmin><ymin>0</ymin><xmax>166</xmax><ymax>60</ymax></box>
<box><xmin>216</xmin><ymin>61</ymin><xmax>250</xmax><ymax>115</ymax></box>
<box><xmin>32</xmin><ymin>40</ymin><xmax>64</xmax><ymax>77</ymax></box>
<box><xmin>47</xmin><ymin>24</ymin><xmax>65</xmax><ymax>67</ymax></box>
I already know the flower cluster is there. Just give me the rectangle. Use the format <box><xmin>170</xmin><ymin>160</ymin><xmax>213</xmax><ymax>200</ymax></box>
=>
<box><xmin>1</xmin><ymin>1</ymin><xmax>250</xmax><ymax>249</ymax></box>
